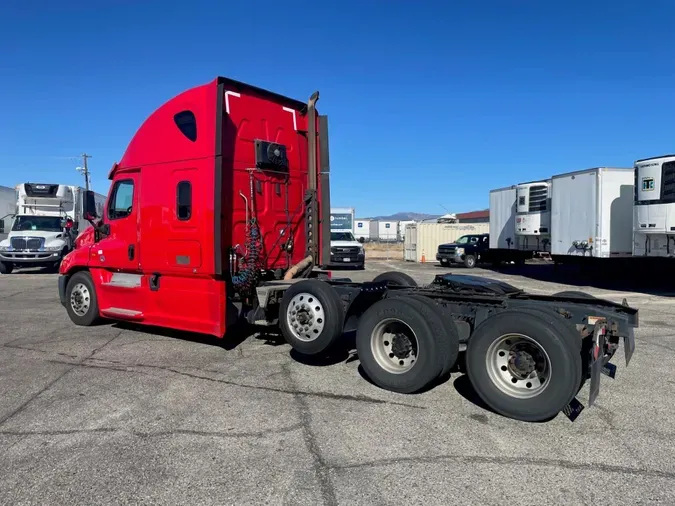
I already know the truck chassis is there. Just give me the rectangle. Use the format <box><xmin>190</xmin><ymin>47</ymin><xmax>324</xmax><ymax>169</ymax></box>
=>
<box><xmin>246</xmin><ymin>270</ymin><xmax>637</xmax><ymax>422</ymax></box>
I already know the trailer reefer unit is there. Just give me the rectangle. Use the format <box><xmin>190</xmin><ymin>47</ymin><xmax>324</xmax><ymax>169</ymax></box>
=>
<box><xmin>353</xmin><ymin>219</ymin><xmax>371</xmax><ymax>241</ymax></box>
<box><xmin>0</xmin><ymin>185</ymin><xmax>15</xmax><ymax>241</ymax></box>
<box><xmin>515</xmin><ymin>180</ymin><xmax>551</xmax><ymax>252</ymax></box>
<box><xmin>55</xmin><ymin>76</ymin><xmax>639</xmax><ymax>424</ymax></box>
<box><xmin>551</xmin><ymin>167</ymin><xmax>634</xmax><ymax>261</ymax></box>
<box><xmin>330</xmin><ymin>207</ymin><xmax>355</xmax><ymax>232</ymax></box>
<box><xmin>633</xmin><ymin>154</ymin><xmax>675</xmax><ymax>257</ymax></box>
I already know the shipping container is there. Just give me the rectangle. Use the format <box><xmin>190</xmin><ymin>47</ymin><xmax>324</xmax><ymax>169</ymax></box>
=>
<box><xmin>489</xmin><ymin>186</ymin><xmax>516</xmax><ymax>250</ymax></box>
<box><xmin>0</xmin><ymin>185</ymin><xmax>16</xmax><ymax>241</ymax></box>
<box><xmin>330</xmin><ymin>207</ymin><xmax>355</xmax><ymax>232</ymax></box>
<box><xmin>404</xmin><ymin>222</ymin><xmax>489</xmax><ymax>262</ymax></box>
<box><xmin>551</xmin><ymin>167</ymin><xmax>634</xmax><ymax>260</ymax></box>
<box><xmin>353</xmin><ymin>219</ymin><xmax>371</xmax><ymax>241</ymax></box>
<box><xmin>378</xmin><ymin>220</ymin><xmax>399</xmax><ymax>241</ymax></box>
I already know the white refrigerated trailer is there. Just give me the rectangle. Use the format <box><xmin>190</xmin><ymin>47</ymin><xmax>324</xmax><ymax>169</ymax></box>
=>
<box><xmin>551</xmin><ymin>167</ymin><xmax>634</xmax><ymax>263</ymax></box>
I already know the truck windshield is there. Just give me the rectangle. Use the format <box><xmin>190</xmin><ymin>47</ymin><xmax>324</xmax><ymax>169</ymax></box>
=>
<box><xmin>11</xmin><ymin>216</ymin><xmax>63</xmax><ymax>232</ymax></box>
<box><xmin>455</xmin><ymin>235</ymin><xmax>477</xmax><ymax>244</ymax></box>
<box><xmin>331</xmin><ymin>232</ymin><xmax>356</xmax><ymax>241</ymax></box>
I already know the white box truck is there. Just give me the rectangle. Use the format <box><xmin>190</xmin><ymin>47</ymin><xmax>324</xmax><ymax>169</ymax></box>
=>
<box><xmin>551</xmin><ymin>167</ymin><xmax>634</xmax><ymax>263</ymax></box>
<box><xmin>0</xmin><ymin>185</ymin><xmax>16</xmax><ymax>242</ymax></box>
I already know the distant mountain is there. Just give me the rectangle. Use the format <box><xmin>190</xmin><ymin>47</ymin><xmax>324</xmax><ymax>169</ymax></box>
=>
<box><xmin>364</xmin><ymin>212</ymin><xmax>442</xmax><ymax>221</ymax></box>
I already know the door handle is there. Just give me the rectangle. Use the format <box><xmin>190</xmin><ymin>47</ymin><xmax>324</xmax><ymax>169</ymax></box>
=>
<box><xmin>128</xmin><ymin>244</ymin><xmax>135</xmax><ymax>260</ymax></box>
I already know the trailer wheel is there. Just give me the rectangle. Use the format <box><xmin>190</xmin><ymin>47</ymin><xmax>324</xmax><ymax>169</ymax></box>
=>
<box><xmin>279</xmin><ymin>279</ymin><xmax>345</xmax><ymax>356</ymax></box>
<box><xmin>391</xmin><ymin>294</ymin><xmax>460</xmax><ymax>379</ymax></box>
<box><xmin>0</xmin><ymin>262</ymin><xmax>13</xmax><ymax>275</ymax></box>
<box><xmin>356</xmin><ymin>297</ymin><xmax>444</xmax><ymax>394</ymax></box>
<box><xmin>463</xmin><ymin>255</ymin><xmax>476</xmax><ymax>269</ymax></box>
<box><xmin>465</xmin><ymin>310</ymin><xmax>582</xmax><ymax>422</ymax></box>
<box><xmin>65</xmin><ymin>271</ymin><xmax>100</xmax><ymax>326</ymax></box>
<box><xmin>372</xmin><ymin>271</ymin><xmax>417</xmax><ymax>287</ymax></box>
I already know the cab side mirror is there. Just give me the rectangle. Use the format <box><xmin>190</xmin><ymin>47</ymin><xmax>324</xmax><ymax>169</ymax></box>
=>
<box><xmin>358</xmin><ymin>237</ymin><xmax>365</xmax><ymax>244</ymax></box>
<box><xmin>83</xmin><ymin>190</ymin><xmax>98</xmax><ymax>221</ymax></box>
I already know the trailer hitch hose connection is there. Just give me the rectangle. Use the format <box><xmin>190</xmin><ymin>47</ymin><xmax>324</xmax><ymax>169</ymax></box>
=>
<box><xmin>232</xmin><ymin>176</ymin><xmax>262</xmax><ymax>292</ymax></box>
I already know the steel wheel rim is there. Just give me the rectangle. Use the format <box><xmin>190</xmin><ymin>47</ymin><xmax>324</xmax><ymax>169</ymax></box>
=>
<box><xmin>370</xmin><ymin>318</ymin><xmax>419</xmax><ymax>374</ymax></box>
<box><xmin>467</xmin><ymin>257</ymin><xmax>475</xmax><ymax>267</ymax></box>
<box><xmin>286</xmin><ymin>292</ymin><xmax>326</xmax><ymax>342</ymax></box>
<box><xmin>70</xmin><ymin>283</ymin><xmax>91</xmax><ymax>317</ymax></box>
<box><xmin>485</xmin><ymin>333</ymin><xmax>551</xmax><ymax>399</ymax></box>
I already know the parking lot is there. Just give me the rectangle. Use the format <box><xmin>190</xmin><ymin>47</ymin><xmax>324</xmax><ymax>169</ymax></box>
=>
<box><xmin>1</xmin><ymin>260</ymin><xmax>675</xmax><ymax>505</ymax></box>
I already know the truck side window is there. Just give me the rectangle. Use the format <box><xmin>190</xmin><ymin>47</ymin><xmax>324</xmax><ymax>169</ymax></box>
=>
<box><xmin>176</xmin><ymin>181</ymin><xmax>192</xmax><ymax>220</ymax></box>
<box><xmin>174</xmin><ymin>110</ymin><xmax>197</xmax><ymax>142</ymax></box>
<box><xmin>108</xmin><ymin>179</ymin><xmax>134</xmax><ymax>220</ymax></box>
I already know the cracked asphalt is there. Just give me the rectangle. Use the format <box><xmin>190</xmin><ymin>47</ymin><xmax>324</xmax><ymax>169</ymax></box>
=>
<box><xmin>1</xmin><ymin>260</ymin><xmax>675</xmax><ymax>505</ymax></box>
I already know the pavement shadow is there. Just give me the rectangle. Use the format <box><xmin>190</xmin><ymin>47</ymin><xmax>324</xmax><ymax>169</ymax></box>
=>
<box><xmin>483</xmin><ymin>261</ymin><xmax>675</xmax><ymax>297</ymax></box>
<box><xmin>288</xmin><ymin>331</ymin><xmax>357</xmax><ymax>367</ymax></box>
<box><xmin>110</xmin><ymin>320</ymin><xmax>256</xmax><ymax>351</ymax></box>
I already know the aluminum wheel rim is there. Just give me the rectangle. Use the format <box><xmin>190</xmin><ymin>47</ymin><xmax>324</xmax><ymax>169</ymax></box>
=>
<box><xmin>370</xmin><ymin>318</ymin><xmax>419</xmax><ymax>374</ymax></box>
<box><xmin>485</xmin><ymin>333</ymin><xmax>551</xmax><ymax>399</ymax></box>
<box><xmin>286</xmin><ymin>292</ymin><xmax>325</xmax><ymax>342</ymax></box>
<box><xmin>70</xmin><ymin>283</ymin><xmax>91</xmax><ymax>317</ymax></box>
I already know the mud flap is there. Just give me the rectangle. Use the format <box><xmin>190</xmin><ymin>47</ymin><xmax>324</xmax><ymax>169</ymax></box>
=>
<box><xmin>588</xmin><ymin>322</ymin><xmax>607</xmax><ymax>407</ymax></box>
<box><xmin>624</xmin><ymin>326</ymin><xmax>635</xmax><ymax>367</ymax></box>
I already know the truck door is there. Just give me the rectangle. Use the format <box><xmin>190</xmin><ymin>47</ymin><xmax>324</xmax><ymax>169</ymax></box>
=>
<box><xmin>91</xmin><ymin>171</ymin><xmax>144</xmax><ymax>317</ymax></box>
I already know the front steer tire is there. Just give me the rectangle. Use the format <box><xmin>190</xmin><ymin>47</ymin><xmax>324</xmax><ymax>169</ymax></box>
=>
<box><xmin>64</xmin><ymin>271</ymin><xmax>101</xmax><ymax>326</ymax></box>
<box><xmin>0</xmin><ymin>262</ymin><xmax>13</xmax><ymax>275</ymax></box>
<box><xmin>278</xmin><ymin>279</ymin><xmax>345</xmax><ymax>356</ymax></box>
<box><xmin>465</xmin><ymin>310</ymin><xmax>582</xmax><ymax>422</ymax></box>
<box><xmin>356</xmin><ymin>297</ymin><xmax>444</xmax><ymax>394</ymax></box>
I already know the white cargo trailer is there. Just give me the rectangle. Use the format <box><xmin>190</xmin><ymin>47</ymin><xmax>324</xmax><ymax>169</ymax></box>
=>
<box><xmin>487</xmin><ymin>186</ymin><xmax>533</xmax><ymax>265</ymax></box>
<box><xmin>398</xmin><ymin>220</ymin><xmax>415</xmax><ymax>241</ymax></box>
<box><xmin>330</xmin><ymin>207</ymin><xmax>355</xmax><ymax>232</ymax></box>
<box><xmin>0</xmin><ymin>185</ymin><xmax>16</xmax><ymax>241</ymax></box>
<box><xmin>378</xmin><ymin>220</ymin><xmax>398</xmax><ymax>241</ymax></box>
<box><xmin>353</xmin><ymin>219</ymin><xmax>371</xmax><ymax>241</ymax></box>
<box><xmin>489</xmin><ymin>186</ymin><xmax>517</xmax><ymax>250</ymax></box>
<box><xmin>551</xmin><ymin>167</ymin><xmax>634</xmax><ymax>262</ymax></box>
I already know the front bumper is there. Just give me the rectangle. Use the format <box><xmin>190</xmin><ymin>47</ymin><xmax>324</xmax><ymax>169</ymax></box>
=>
<box><xmin>0</xmin><ymin>250</ymin><xmax>63</xmax><ymax>266</ymax></box>
<box><xmin>436</xmin><ymin>252</ymin><xmax>463</xmax><ymax>264</ymax></box>
<box><xmin>329</xmin><ymin>252</ymin><xmax>365</xmax><ymax>267</ymax></box>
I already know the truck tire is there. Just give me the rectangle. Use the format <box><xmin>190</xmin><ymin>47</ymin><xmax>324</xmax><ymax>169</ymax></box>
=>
<box><xmin>390</xmin><ymin>293</ymin><xmax>460</xmax><ymax>379</ymax></box>
<box><xmin>356</xmin><ymin>297</ymin><xmax>444</xmax><ymax>394</ymax></box>
<box><xmin>372</xmin><ymin>271</ymin><xmax>417</xmax><ymax>287</ymax></box>
<box><xmin>552</xmin><ymin>290</ymin><xmax>595</xmax><ymax>299</ymax></box>
<box><xmin>0</xmin><ymin>262</ymin><xmax>13</xmax><ymax>275</ymax></box>
<box><xmin>279</xmin><ymin>279</ymin><xmax>345</xmax><ymax>356</ymax></box>
<box><xmin>65</xmin><ymin>271</ymin><xmax>101</xmax><ymax>326</ymax></box>
<box><xmin>463</xmin><ymin>255</ymin><xmax>476</xmax><ymax>269</ymax></box>
<box><xmin>440</xmin><ymin>259</ymin><xmax>449</xmax><ymax>267</ymax></box>
<box><xmin>465</xmin><ymin>310</ymin><xmax>582</xmax><ymax>422</ymax></box>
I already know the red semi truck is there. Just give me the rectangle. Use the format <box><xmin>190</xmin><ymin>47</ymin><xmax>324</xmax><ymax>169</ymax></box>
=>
<box><xmin>58</xmin><ymin>76</ymin><xmax>638</xmax><ymax>422</ymax></box>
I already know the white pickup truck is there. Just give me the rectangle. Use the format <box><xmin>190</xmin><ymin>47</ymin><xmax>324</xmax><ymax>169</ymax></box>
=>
<box><xmin>329</xmin><ymin>230</ymin><xmax>365</xmax><ymax>269</ymax></box>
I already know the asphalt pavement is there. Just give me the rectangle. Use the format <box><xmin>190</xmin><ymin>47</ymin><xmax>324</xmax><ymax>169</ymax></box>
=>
<box><xmin>1</xmin><ymin>260</ymin><xmax>674</xmax><ymax>505</ymax></box>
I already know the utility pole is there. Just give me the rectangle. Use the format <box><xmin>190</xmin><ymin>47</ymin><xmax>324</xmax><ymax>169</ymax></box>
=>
<box><xmin>80</xmin><ymin>153</ymin><xmax>91</xmax><ymax>191</ymax></box>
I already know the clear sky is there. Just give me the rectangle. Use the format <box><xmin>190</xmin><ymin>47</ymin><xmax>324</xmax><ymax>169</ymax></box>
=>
<box><xmin>1</xmin><ymin>0</ymin><xmax>674</xmax><ymax>218</ymax></box>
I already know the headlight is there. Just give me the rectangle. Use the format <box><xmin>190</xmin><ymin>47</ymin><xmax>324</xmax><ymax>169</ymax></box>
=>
<box><xmin>44</xmin><ymin>246</ymin><xmax>62</xmax><ymax>252</ymax></box>
<box><xmin>456</xmin><ymin>247</ymin><xmax>464</xmax><ymax>255</ymax></box>
<box><xmin>0</xmin><ymin>246</ymin><xmax>9</xmax><ymax>252</ymax></box>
